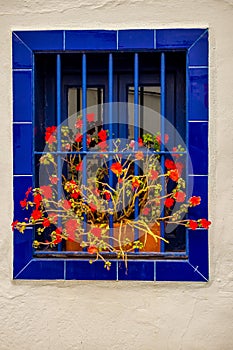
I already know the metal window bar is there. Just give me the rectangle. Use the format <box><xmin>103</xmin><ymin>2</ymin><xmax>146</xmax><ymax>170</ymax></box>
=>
<box><xmin>134</xmin><ymin>53</ymin><xmax>139</xmax><ymax>248</ymax></box>
<box><xmin>160</xmin><ymin>52</ymin><xmax>166</xmax><ymax>253</ymax></box>
<box><xmin>82</xmin><ymin>54</ymin><xmax>87</xmax><ymax>248</ymax></box>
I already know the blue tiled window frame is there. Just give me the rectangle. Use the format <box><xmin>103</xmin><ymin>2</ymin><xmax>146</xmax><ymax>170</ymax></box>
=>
<box><xmin>13</xmin><ymin>29</ymin><xmax>209</xmax><ymax>281</ymax></box>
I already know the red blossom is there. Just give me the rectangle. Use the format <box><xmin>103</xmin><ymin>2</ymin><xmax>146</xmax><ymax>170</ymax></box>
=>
<box><xmin>75</xmin><ymin>133</ymin><xmax>82</xmax><ymax>143</ymax></box>
<box><xmin>169</xmin><ymin>169</ymin><xmax>179</xmax><ymax>182</ymax></box>
<box><xmin>88</xmin><ymin>245</ymin><xmax>98</xmax><ymax>254</ymax></box>
<box><xmin>45</xmin><ymin>126</ymin><xmax>57</xmax><ymax>144</ymax></box>
<box><xmin>49</xmin><ymin>176</ymin><xmax>59</xmax><ymax>184</ymax></box>
<box><xmin>188</xmin><ymin>220</ymin><xmax>198</xmax><ymax>230</ymax></box>
<box><xmin>99</xmin><ymin>141</ymin><xmax>108</xmax><ymax>151</ymax></box>
<box><xmin>89</xmin><ymin>203</ymin><xmax>97</xmax><ymax>212</ymax></box>
<box><xmin>165</xmin><ymin>198</ymin><xmax>174</xmax><ymax>208</ymax></box>
<box><xmin>20</xmin><ymin>199</ymin><xmax>27</xmax><ymax>208</ymax></box>
<box><xmin>40</xmin><ymin>185</ymin><xmax>53</xmax><ymax>199</ymax></box>
<box><xmin>165</xmin><ymin>159</ymin><xmax>176</xmax><ymax>170</ymax></box>
<box><xmin>111</xmin><ymin>162</ymin><xmax>123</xmax><ymax>176</ymax></box>
<box><xmin>65</xmin><ymin>219</ymin><xmax>78</xmax><ymax>240</ymax></box>
<box><xmin>132</xmin><ymin>178</ymin><xmax>140</xmax><ymax>189</ymax></box>
<box><xmin>91</xmin><ymin>227</ymin><xmax>102</xmax><ymax>238</ymax></box>
<box><xmin>156</xmin><ymin>133</ymin><xmax>169</xmax><ymax>144</ymax></box>
<box><xmin>11</xmin><ymin>220</ymin><xmax>18</xmax><ymax>231</ymax></box>
<box><xmin>76</xmin><ymin>162</ymin><xmax>83</xmax><ymax>171</ymax></box>
<box><xmin>25</xmin><ymin>187</ymin><xmax>32</xmax><ymax>197</ymax></box>
<box><xmin>104</xmin><ymin>191</ymin><xmax>111</xmax><ymax>201</ymax></box>
<box><xmin>75</xmin><ymin>119</ymin><xmax>83</xmax><ymax>129</ymax></box>
<box><xmin>63</xmin><ymin>200</ymin><xmax>72</xmax><ymax>210</ymax></box>
<box><xmin>174</xmin><ymin>191</ymin><xmax>186</xmax><ymax>203</ymax></box>
<box><xmin>150</xmin><ymin>170</ymin><xmax>159</xmax><ymax>181</ymax></box>
<box><xmin>71</xmin><ymin>191</ymin><xmax>80</xmax><ymax>199</ymax></box>
<box><xmin>42</xmin><ymin>218</ymin><xmax>50</xmax><ymax>227</ymax></box>
<box><xmin>200</xmin><ymin>219</ymin><xmax>211</xmax><ymax>229</ymax></box>
<box><xmin>53</xmin><ymin>228</ymin><xmax>63</xmax><ymax>244</ymax></box>
<box><xmin>175</xmin><ymin>162</ymin><xmax>184</xmax><ymax>176</ymax></box>
<box><xmin>31</xmin><ymin>209</ymin><xmax>42</xmax><ymax>220</ymax></box>
<box><xmin>172</xmin><ymin>147</ymin><xmax>180</xmax><ymax>158</ymax></box>
<box><xmin>189</xmin><ymin>196</ymin><xmax>201</xmax><ymax>207</ymax></box>
<box><xmin>138</xmin><ymin>138</ymin><xmax>143</xmax><ymax>147</ymax></box>
<box><xmin>87</xmin><ymin>135</ymin><xmax>91</xmax><ymax>146</ymax></box>
<box><xmin>98</xmin><ymin>129</ymin><xmax>107</xmax><ymax>142</ymax></box>
<box><xmin>34</xmin><ymin>193</ymin><xmax>43</xmax><ymax>209</ymax></box>
<box><xmin>135</xmin><ymin>151</ymin><xmax>143</xmax><ymax>160</ymax></box>
<box><xmin>142</xmin><ymin>207</ymin><xmax>150</xmax><ymax>215</ymax></box>
<box><xmin>129</xmin><ymin>140</ymin><xmax>135</xmax><ymax>148</ymax></box>
<box><xmin>87</xmin><ymin>113</ymin><xmax>95</xmax><ymax>123</ymax></box>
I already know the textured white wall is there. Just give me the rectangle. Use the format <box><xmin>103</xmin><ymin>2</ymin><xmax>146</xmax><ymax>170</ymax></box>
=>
<box><xmin>0</xmin><ymin>0</ymin><xmax>233</xmax><ymax>349</ymax></box>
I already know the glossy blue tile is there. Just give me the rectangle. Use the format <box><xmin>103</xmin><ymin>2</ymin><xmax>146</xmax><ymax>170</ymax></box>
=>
<box><xmin>16</xmin><ymin>260</ymin><xmax>64</xmax><ymax>279</ymax></box>
<box><xmin>13</xmin><ymin>176</ymin><xmax>33</xmax><ymax>222</ymax></box>
<box><xmin>13</xmin><ymin>124</ymin><xmax>33</xmax><ymax>174</ymax></box>
<box><xmin>156</xmin><ymin>29</ymin><xmax>205</xmax><ymax>49</ymax></box>
<box><xmin>188</xmin><ymin>122</ymin><xmax>208</xmax><ymax>174</ymax></box>
<box><xmin>188</xmin><ymin>176</ymin><xmax>208</xmax><ymax>220</ymax></box>
<box><xmin>66</xmin><ymin>260</ymin><xmax>117</xmax><ymax>280</ymax></box>
<box><xmin>13</xmin><ymin>71</ymin><xmax>32</xmax><ymax>122</ymax></box>
<box><xmin>15</xmin><ymin>31</ymin><xmax>63</xmax><ymax>51</ymax></box>
<box><xmin>12</xmin><ymin>33</ymin><xmax>33</xmax><ymax>68</ymax></box>
<box><xmin>156</xmin><ymin>261</ymin><xmax>206</xmax><ymax>281</ymax></box>
<box><xmin>65</xmin><ymin>30</ymin><xmax>117</xmax><ymax>50</ymax></box>
<box><xmin>13</xmin><ymin>228</ymin><xmax>33</xmax><ymax>278</ymax></box>
<box><xmin>188</xmin><ymin>68</ymin><xmax>208</xmax><ymax>120</ymax></box>
<box><xmin>188</xmin><ymin>31</ymin><xmax>208</xmax><ymax>66</ymax></box>
<box><xmin>118</xmin><ymin>261</ymin><xmax>154</xmax><ymax>281</ymax></box>
<box><xmin>118</xmin><ymin>30</ymin><xmax>154</xmax><ymax>49</ymax></box>
<box><xmin>189</xmin><ymin>229</ymin><xmax>209</xmax><ymax>280</ymax></box>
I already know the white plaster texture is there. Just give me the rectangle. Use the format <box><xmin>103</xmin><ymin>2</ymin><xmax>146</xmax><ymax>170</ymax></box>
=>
<box><xmin>0</xmin><ymin>0</ymin><xmax>233</xmax><ymax>349</ymax></box>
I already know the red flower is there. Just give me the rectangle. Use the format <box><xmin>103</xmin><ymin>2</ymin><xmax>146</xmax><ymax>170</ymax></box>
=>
<box><xmin>165</xmin><ymin>198</ymin><xmax>174</xmax><ymax>208</ymax></box>
<box><xmin>87</xmin><ymin>113</ymin><xmax>95</xmax><ymax>123</ymax></box>
<box><xmin>142</xmin><ymin>207</ymin><xmax>150</xmax><ymax>215</ymax></box>
<box><xmin>98</xmin><ymin>129</ymin><xmax>107</xmax><ymax>142</ymax></box>
<box><xmin>11</xmin><ymin>220</ymin><xmax>18</xmax><ymax>231</ymax></box>
<box><xmin>150</xmin><ymin>170</ymin><xmax>159</xmax><ymax>180</ymax></box>
<box><xmin>75</xmin><ymin>133</ymin><xmax>82</xmax><ymax>143</ymax></box>
<box><xmin>156</xmin><ymin>133</ymin><xmax>169</xmax><ymax>144</ymax></box>
<box><xmin>20</xmin><ymin>199</ymin><xmax>27</xmax><ymax>208</ymax></box>
<box><xmin>174</xmin><ymin>191</ymin><xmax>186</xmax><ymax>202</ymax></box>
<box><xmin>111</xmin><ymin>162</ymin><xmax>123</xmax><ymax>176</ymax></box>
<box><xmin>76</xmin><ymin>162</ymin><xmax>83</xmax><ymax>171</ymax></box>
<box><xmin>49</xmin><ymin>176</ymin><xmax>59</xmax><ymax>184</ymax></box>
<box><xmin>200</xmin><ymin>219</ymin><xmax>211</xmax><ymax>229</ymax></box>
<box><xmin>88</xmin><ymin>245</ymin><xmax>98</xmax><ymax>254</ymax></box>
<box><xmin>31</xmin><ymin>209</ymin><xmax>42</xmax><ymax>220</ymax></box>
<box><xmin>71</xmin><ymin>191</ymin><xmax>80</xmax><ymax>199</ymax></box>
<box><xmin>165</xmin><ymin>159</ymin><xmax>176</xmax><ymax>169</ymax></box>
<box><xmin>75</xmin><ymin>119</ymin><xmax>82</xmax><ymax>129</ymax></box>
<box><xmin>138</xmin><ymin>138</ymin><xmax>143</xmax><ymax>147</ymax></box>
<box><xmin>53</xmin><ymin>228</ymin><xmax>63</xmax><ymax>244</ymax></box>
<box><xmin>40</xmin><ymin>185</ymin><xmax>53</xmax><ymax>199</ymax></box>
<box><xmin>87</xmin><ymin>135</ymin><xmax>91</xmax><ymax>146</ymax></box>
<box><xmin>132</xmin><ymin>178</ymin><xmax>140</xmax><ymax>189</ymax></box>
<box><xmin>129</xmin><ymin>140</ymin><xmax>135</xmax><ymax>148</ymax></box>
<box><xmin>135</xmin><ymin>151</ymin><xmax>143</xmax><ymax>160</ymax></box>
<box><xmin>45</xmin><ymin>126</ymin><xmax>57</xmax><ymax>144</ymax></box>
<box><xmin>169</xmin><ymin>169</ymin><xmax>179</xmax><ymax>182</ymax></box>
<box><xmin>42</xmin><ymin>218</ymin><xmax>50</xmax><ymax>227</ymax></box>
<box><xmin>188</xmin><ymin>220</ymin><xmax>198</xmax><ymax>230</ymax></box>
<box><xmin>172</xmin><ymin>147</ymin><xmax>180</xmax><ymax>158</ymax></box>
<box><xmin>104</xmin><ymin>191</ymin><xmax>111</xmax><ymax>201</ymax></box>
<box><xmin>63</xmin><ymin>200</ymin><xmax>72</xmax><ymax>210</ymax></box>
<box><xmin>189</xmin><ymin>196</ymin><xmax>201</xmax><ymax>207</ymax></box>
<box><xmin>91</xmin><ymin>227</ymin><xmax>102</xmax><ymax>238</ymax></box>
<box><xmin>89</xmin><ymin>203</ymin><xmax>97</xmax><ymax>212</ymax></box>
<box><xmin>65</xmin><ymin>219</ymin><xmax>78</xmax><ymax>240</ymax></box>
<box><xmin>25</xmin><ymin>187</ymin><xmax>32</xmax><ymax>197</ymax></box>
<box><xmin>175</xmin><ymin>162</ymin><xmax>184</xmax><ymax>176</ymax></box>
<box><xmin>34</xmin><ymin>193</ymin><xmax>42</xmax><ymax>209</ymax></box>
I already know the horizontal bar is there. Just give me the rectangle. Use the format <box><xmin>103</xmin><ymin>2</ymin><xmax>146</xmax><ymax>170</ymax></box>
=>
<box><xmin>34</xmin><ymin>150</ymin><xmax>187</xmax><ymax>155</ymax></box>
<box><xmin>34</xmin><ymin>251</ymin><xmax>188</xmax><ymax>258</ymax></box>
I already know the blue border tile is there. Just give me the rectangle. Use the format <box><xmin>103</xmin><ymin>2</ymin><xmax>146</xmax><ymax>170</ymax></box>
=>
<box><xmin>188</xmin><ymin>122</ymin><xmax>208</xmax><ymax>175</ymax></box>
<box><xmin>118</xmin><ymin>30</ymin><xmax>154</xmax><ymax>49</ymax></box>
<box><xmin>13</xmin><ymin>71</ymin><xmax>32</xmax><ymax>122</ymax></box>
<box><xmin>118</xmin><ymin>261</ymin><xmax>154</xmax><ymax>281</ymax></box>
<box><xmin>66</xmin><ymin>260</ymin><xmax>117</xmax><ymax>280</ymax></box>
<box><xmin>13</xmin><ymin>176</ymin><xmax>33</xmax><ymax>222</ymax></box>
<box><xmin>13</xmin><ymin>228</ymin><xmax>33</xmax><ymax>278</ymax></box>
<box><xmin>13</xmin><ymin>33</ymin><xmax>32</xmax><ymax>69</ymax></box>
<box><xmin>188</xmin><ymin>31</ymin><xmax>208</xmax><ymax>66</ymax></box>
<box><xmin>15</xmin><ymin>31</ymin><xmax>63</xmax><ymax>51</ymax></box>
<box><xmin>13</xmin><ymin>124</ymin><xmax>33</xmax><ymax>175</ymax></box>
<box><xmin>189</xmin><ymin>229</ymin><xmax>208</xmax><ymax>280</ymax></box>
<box><xmin>156</xmin><ymin>29</ymin><xmax>205</xmax><ymax>49</ymax></box>
<box><xmin>188</xmin><ymin>68</ymin><xmax>208</xmax><ymax>120</ymax></box>
<box><xmin>16</xmin><ymin>260</ymin><xmax>65</xmax><ymax>280</ymax></box>
<box><xmin>156</xmin><ymin>261</ymin><xmax>206</xmax><ymax>281</ymax></box>
<box><xmin>188</xmin><ymin>175</ymin><xmax>208</xmax><ymax>220</ymax></box>
<box><xmin>65</xmin><ymin>30</ymin><xmax>117</xmax><ymax>50</ymax></box>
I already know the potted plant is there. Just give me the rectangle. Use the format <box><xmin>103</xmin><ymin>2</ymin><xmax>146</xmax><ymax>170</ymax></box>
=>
<box><xmin>12</xmin><ymin>113</ymin><xmax>211</xmax><ymax>270</ymax></box>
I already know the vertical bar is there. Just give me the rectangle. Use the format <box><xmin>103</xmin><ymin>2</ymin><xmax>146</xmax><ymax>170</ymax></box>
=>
<box><xmin>82</xmin><ymin>54</ymin><xmax>87</xmax><ymax>247</ymax></box>
<box><xmin>56</xmin><ymin>54</ymin><xmax>62</xmax><ymax>251</ymax></box>
<box><xmin>160</xmin><ymin>52</ymin><xmax>165</xmax><ymax>252</ymax></box>
<box><xmin>134</xmin><ymin>53</ymin><xmax>139</xmax><ymax>245</ymax></box>
<box><xmin>185</xmin><ymin>52</ymin><xmax>189</xmax><ymax>256</ymax></box>
<box><xmin>108</xmin><ymin>53</ymin><xmax>114</xmax><ymax>245</ymax></box>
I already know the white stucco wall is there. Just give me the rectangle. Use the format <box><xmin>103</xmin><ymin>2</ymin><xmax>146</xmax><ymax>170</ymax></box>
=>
<box><xmin>0</xmin><ymin>0</ymin><xmax>233</xmax><ymax>349</ymax></box>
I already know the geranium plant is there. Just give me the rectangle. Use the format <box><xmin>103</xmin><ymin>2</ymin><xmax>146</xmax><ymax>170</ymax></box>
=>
<box><xmin>12</xmin><ymin>113</ymin><xmax>211</xmax><ymax>270</ymax></box>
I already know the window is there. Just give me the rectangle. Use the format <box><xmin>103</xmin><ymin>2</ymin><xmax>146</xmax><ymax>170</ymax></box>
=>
<box><xmin>13</xmin><ymin>29</ymin><xmax>209</xmax><ymax>281</ymax></box>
